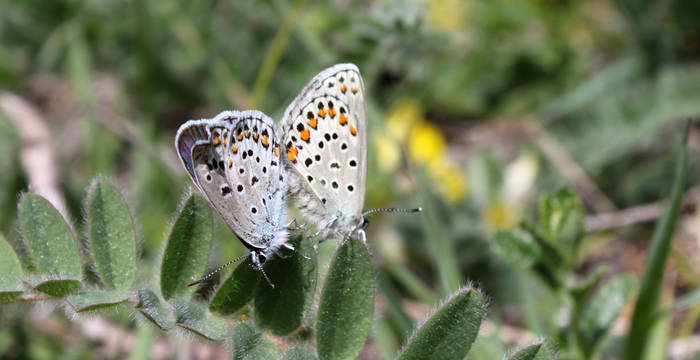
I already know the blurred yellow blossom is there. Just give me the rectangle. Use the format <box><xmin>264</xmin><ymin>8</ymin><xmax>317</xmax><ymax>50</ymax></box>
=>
<box><xmin>482</xmin><ymin>202</ymin><xmax>519</xmax><ymax>231</ymax></box>
<box><xmin>428</xmin><ymin>159</ymin><xmax>467</xmax><ymax>203</ymax></box>
<box><xmin>387</xmin><ymin>99</ymin><xmax>424</xmax><ymax>142</ymax></box>
<box><xmin>408</xmin><ymin>120</ymin><xmax>446</xmax><ymax>164</ymax></box>
<box><xmin>374</xmin><ymin>132</ymin><xmax>401</xmax><ymax>173</ymax></box>
<box><xmin>426</xmin><ymin>0</ymin><xmax>467</xmax><ymax>31</ymax></box>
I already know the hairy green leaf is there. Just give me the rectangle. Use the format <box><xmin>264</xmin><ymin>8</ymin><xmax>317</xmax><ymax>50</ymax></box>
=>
<box><xmin>67</xmin><ymin>290</ymin><xmax>129</xmax><ymax>312</ymax></box>
<box><xmin>175</xmin><ymin>299</ymin><xmax>227</xmax><ymax>341</ymax></box>
<box><xmin>492</xmin><ymin>228</ymin><xmax>541</xmax><ymax>269</ymax></box>
<box><xmin>284</xmin><ymin>345</ymin><xmax>317</xmax><ymax>360</ymax></box>
<box><xmin>231</xmin><ymin>323</ymin><xmax>281</xmax><ymax>360</ymax></box>
<box><xmin>20</xmin><ymin>193</ymin><xmax>81</xmax><ymax>284</ymax></box>
<box><xmin>210</xmin><ymin>258</ymin><xmax>260</xmax><ymax>315</ymax></box>
<box><xmin>87</xmin><ymin>180</ymin><xmax>137</xmax><ymax>290</ymax></box>
<box><xmin>0</xmin><ymin>233</ymin><xmax>23</xmax><ymax>301</ymax></box>
<box><xmin>254</xmin><ymin>236</ymin><xmax>316</xmax><ymax>335</ymax></box>
<box><xmin>33</xmin><ymin>279</ymin><xmax>81</xmax><ymax>297</ymax></box>
<box><xmin>397</xmin><ymin>286</ymin><xmax>485</xmax><ymax>360</ymax></box>
<box><xmin>579</xmin><ymin>274</ymin><xmax>635</xmax><ymax>356</ymax></box>
<box><xmin>624</xmin><ymin>124</ymin><xmax>688</xmax><ymax>360</ymax></box>
<box><xmin>160</xmin><ymin>194</ymin><xmax>213</xmax><ymax>300</ymax></box>
<box><xmin>538</xmin><ymin>188</ymin><xmax>584</xmax><ymax>261</ymax></box>
<box><xmin>317</xmin><ymin>238</ymin><xmax>374</xmax><ymax>360</ymax></box>
<box><xmin>507</xmin><ymin>341</ymin><xmax>556</xmax><ymax>360</ymax></box>
<box><xmin>135</xmin><ymin>287</ymin><xmax>175</xmax><ymax>331</ymax></box>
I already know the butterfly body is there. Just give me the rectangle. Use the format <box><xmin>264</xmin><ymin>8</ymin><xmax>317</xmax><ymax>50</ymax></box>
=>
<box><xmin>281</xmin><ymin>63</ymin><xmax>368</xmax><ymax>239</ymax></box>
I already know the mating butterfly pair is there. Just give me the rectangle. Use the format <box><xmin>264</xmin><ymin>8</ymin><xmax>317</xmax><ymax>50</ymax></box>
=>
<box><xmin>175</xmin><ymin>64</ymin><xmax>419</xmax><ymax>287</ymax></box>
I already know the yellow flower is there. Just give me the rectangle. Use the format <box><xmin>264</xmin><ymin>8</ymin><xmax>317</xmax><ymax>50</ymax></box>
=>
<box><xmin>436</xmin><ymin>163</ymin><xmax>468</xmax><ymax>204</ymax></box>
<box><xmin>426</xmin><ymin>0</ymin><xmax>467</xmax><ymax>31</ymax></box>
<box><xmin>408</xmin><ymin>121</ymin><xmax>446</xmax><ymax>164</ymax></box>
<box><xmin>482</xmin><ymin>202</ymin><xmax>519</xmax><ymax>231</ymax></box>
<box><xmin>373</xmin><ymin>132</ymin><xmax>401</xmax><ymax>174</ymax></box>
<box><xmin>387</xmin><ymin>99</ymin><xmax>424</xmax><ymax>142</ymax></box>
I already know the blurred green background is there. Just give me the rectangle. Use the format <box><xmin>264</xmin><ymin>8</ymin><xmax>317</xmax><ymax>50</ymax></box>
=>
<box><xmin>1</xmin><ymin>0</ymin><xmax>700</xmax><ymax>358</ymax></box>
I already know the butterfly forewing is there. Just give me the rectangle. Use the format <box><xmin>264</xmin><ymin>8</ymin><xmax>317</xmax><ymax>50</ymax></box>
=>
<box><xmin>175</xmin><ymin>111</ymin><xmax>288</xmax><ymax>250</ymax></box>
<box><xmin>281</xmin><ymin>64</ymin><xmax>367</xmax><ymax>234</ymax></box>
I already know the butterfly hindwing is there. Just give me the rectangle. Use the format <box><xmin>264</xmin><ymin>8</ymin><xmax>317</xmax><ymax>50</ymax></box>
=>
<box><xmin>281</xmin><ymin>64</ymin><xmax>367</xmax><ymax>235</ymax></box>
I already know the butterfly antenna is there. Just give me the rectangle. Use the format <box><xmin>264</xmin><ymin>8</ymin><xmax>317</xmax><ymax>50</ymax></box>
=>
<box><xmin>187</xmin><ymin>253</ymin><xmax>249</xmax><ymax>287</ymax></box>
<box><xmin>362</xmin><ymin>207</ymin><xmax>423</xmax><ymax>217</ymax></box>
<box><xmin>258</xmin><ymin>265</ymin><xmax>275</xmax><ymax>288</ymax></box>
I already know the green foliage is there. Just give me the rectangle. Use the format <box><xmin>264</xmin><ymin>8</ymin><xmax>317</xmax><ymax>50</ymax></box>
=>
<box><xmin>231</xmin><ymin>323</ymin><xmax>281</xmax><ymax>360</ymax></box>
<box><xmin>624</xmin><ymin>124</ymin><xmax>689</xmax><ymax>359</ymax></box>
<box><xmin>135</xmin><ymin>287</ymin><xmax>174</xmax><ymax>331</ymax></box>
<box><xmin>284</xmin><ymin>346</ymin><xmax>318</xmax><ymax>360</ymax></box>
<box><xmin>254</xmin><ymin>237</ymin><xmax>316</xmax><ymax>335</ymax></box>
<box><xmin>316</xmin><ymin>238</ymin><xmax>374</xmax><ymax>360</ymax></box>
<box><xmin>209</xmin><ymin>258</ymin><xmax>260</xmax><ymax>315</ymax></box>
<box><xmin>0</xmin><ymin>233</ymin><xmax>23</xmax><ymax>301</ymax></box>
<box><xmin>160</xmin><ymin>194</ymin><xmax>213</xmax><ymax>300</ymax></box>
<box><xmin>579</xmin><ymin>274</ymin><xmax>635</xmax><ymax>356</ymax></box>
<box><xmin>20</xmin><ymin>193</ymin><xmax>82</xmax><ymax>291</ymax></box>
<box><xmin>87</xmin><ymin>180</ymin><xmax>137</xmax><ymax>291</ymax></box>
<box><xmin>67</xmin><ymin>290</ymin><xmax>129</xmax><ymax>312</ymax></box>
<box><xmin>397</xmin><ymin>286</ymin><xmax>485</xmax><ymax>360</ymax></box>
<box><xmin>507</xmin><ymin>341</ymin><xmax>556</xmax><ymax>360</ymax></box>
<box><xmin>175</xmin><ymin>299</ymin><xmax>227</xmax><ymax>341</ymax></box>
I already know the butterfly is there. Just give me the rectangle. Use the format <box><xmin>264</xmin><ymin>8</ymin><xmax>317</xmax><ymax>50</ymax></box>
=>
<box><xmin>280</xmin><ymin>63</ymin><xmax>420</xmax><ymax>242</ymax></box>
<box><xmin>175</xmin><ymin>110</ymin><xmax>291</xmax><ymax>287</ymax></box>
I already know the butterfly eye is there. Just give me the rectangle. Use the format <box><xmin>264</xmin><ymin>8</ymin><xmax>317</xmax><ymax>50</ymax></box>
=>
<box><xmin>259</xmin><ymin>254</ymin><xmax>267</xmax><ymax>264</ymax></box>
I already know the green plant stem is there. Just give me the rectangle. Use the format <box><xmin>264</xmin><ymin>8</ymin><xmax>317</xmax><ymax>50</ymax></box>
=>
<box><xmin>250</xmin><ymin>1</ymin><xmax>301</xmax><ymax>109</ymax></box>
<box><xmin>624</xmin><ymin>122</ymin><xmax>689</xmax><ymax>359</ymax></box>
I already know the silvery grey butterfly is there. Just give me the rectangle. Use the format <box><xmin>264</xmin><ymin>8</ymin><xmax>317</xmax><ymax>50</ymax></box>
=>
<box><xmin>280</xmin><ymin>63</ymin><xmax>420</xmax><ymax>242</ymax></box>
<box><xmin>175</xmin><ymin>110</ymin><xmax>290</xmax><ymax>287</ymax></box>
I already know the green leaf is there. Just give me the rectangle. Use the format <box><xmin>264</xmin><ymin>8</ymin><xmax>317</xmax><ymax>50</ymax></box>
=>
<box><xmin>209</xmin><ymin>258</ymin><xmax>260</xmax><ymax>315</ymax></box>
<box><xmin>507</xmin><ymin>341</ymin><xmax>556</xmax><ymax>360</ymax></box>
<box><xmin>538</xmin><ymin>188</ymin><xmax>584</xmax><ymax>261</ymax></box>
<box><xmin>33</xmin><ymin>279</ymin><xmax>82</xmax><ymax>297</ymax></box>
<box><xmin>317</xmin><ymin>238</ymin><xmax>374</xmax><ymax>360</ymax></box>
<box><xmin>579</xmin><ymin>274</ymin><xmax>635</xmax><ymax>356</ymax></box>
<box><xmin>397</xmin><ymin>286</ymin><xmax>485</xmax><ymax>360</ymax></box>
<box><xmin>19</xmin><ymin>193</ymin><xmax>82</xmax><ymax>284</ymax></box>
<box><xmin>624</xmin><ymin>123</ymin><xmax>688</xmax><ymax>360</ymax></box>
<box><xmin>87</xmin><ymin>180</ymin><xmax>137</xmax><ymax>291</ymax></box>
<box><xmin>128</xmin><ymin>324</ymin><xmax>154</xmax><ymax>360</ymax></box>
<box><xmin>231</xmin><ymin>323</ymin><xmax>281</xmax><ymax>360</ymax></box>
<box><xmin>135</xmin><ymin>287</ymin><xmax>175</xmax><ymax>331</ymax></box>
<box><xmin>175</xmin><ymin>299</ymin><xmax>227</xmax><ymax>341</ymax></box>
<box><xmin>492</xmin><ymin>228</ymin><xmax>542</xmax><ymax>269</ymax></box>
<box><xmin>570</xmin><ymin>264</ymin><xmax>608</xmax><ymax>300</ymax></box>
<box><xmin>284</xmin><ymin>345</ymin><xmax>317</xmax><ymax>360</ymax></box>
<box><xmin>254</xmin><ymin>236</ymin><xmax>316</xmax><ymax>335</ymax></box>
<box><xmin>160</xmin><ymin>194</ymin><xmax>213</xmax><ymax>300</ymax></box>
<box><xmin>67</xmin><ymin>290</ymin><xmax>129</xmax><ymax>312</ymax></box>
<box><xmin>0</xmin><ymin>233</ymin><xmax>23</xmax><ymax>301</ymax></box>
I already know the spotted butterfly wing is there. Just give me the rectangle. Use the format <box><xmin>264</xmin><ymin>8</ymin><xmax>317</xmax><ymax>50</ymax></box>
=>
<box><xmin>175</xmin><ymin>110</ymin><xmax>289</xmax><ymax>270</ymax></box>
<box><xmin>280</xmin><ymin>64</ymin><xmax>367</xmax><ymax>237</ymax></box>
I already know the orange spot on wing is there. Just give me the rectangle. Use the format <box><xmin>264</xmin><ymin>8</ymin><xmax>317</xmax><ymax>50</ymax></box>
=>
<box><xmin>245</xmin><ymin>130</ymin><xmax>250</xmax><ymax>138</ymax></box>
<box><xmin>238</xmin><ymin>133</ymin><xmax>243</xmax><ymax>141</ymax></box>
<box><xmin>350</xmin><ymin>125</ymin><xmax>357</xmax><ymax>136</ymax></box>
<box><xmin>228</xmin><ymin>159</ymin><xmax>233</xmax><ymax>168</ymax></box>
<box><xmin>231</xmin><ymin>145</ymin><xmax>238</xmax><ymax>154</ymax></box>
<box><xmin>262</xmin><ymin>135</ymin><xmax>269</xmax><ymax>147</ymax></box>
<box><xmin>253</xmin><ymin>133</ymin><xmax>259</xmax><ymax>141</ymax></box>
<box><xmin>213</xmin><ymin>136</ymin><xmax>221</xmax><ymax>146</ymax></box>
<box><xmin>300</xmin><ymin>129</ymin><xmax>310</xmax><ymax>142</ymax></box>
<box><xmin>308</xmin><ymin>118</ymin><xmax>317</xmax><ymax>129</ymax></box>
<box><xmin>275</xmin><ymin>146</ymin><xmax>280</xmax><ymax>157</ymax></box>
<box><xmin>328</xmin><ymin>108</ymin><xmax>336</xmax><ymax>118</ymax></box>
<box><xmin>287</xmin><ymin>147</ymin><xmax>298</xmax><ymax>163</ymax></box>
<box><xmin>318</xmin><ymin>109</ymin><xmax>327</xmax><ymax>118</ymax></box>
<box><xmin>340</xmin><ymin>84</ymin><xmax>347</xmax><ymax>93</ymax></box>
<box><xmin>351</xmin><ymin>88</ymin><xmax>358</xmax><ymax>94</ymax></box>
<box><xmin>339</xmin><ymin>114</ymin><xmax>348</xmax><ymax>125</ymax></box>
